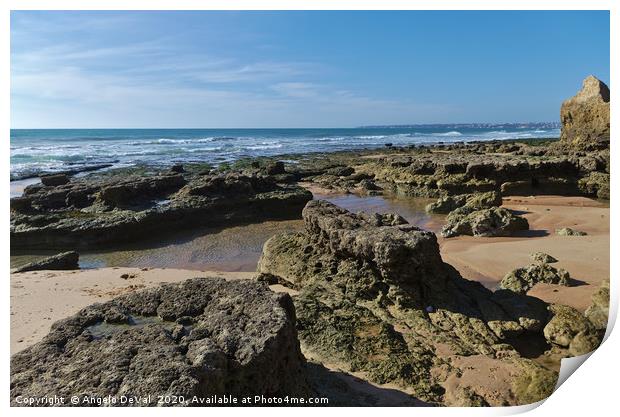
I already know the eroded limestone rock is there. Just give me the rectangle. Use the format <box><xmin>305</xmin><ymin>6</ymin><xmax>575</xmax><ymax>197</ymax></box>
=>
<box><xmin>10</xmin><ymin>278</ymin><xmax>310</xmax><ymax>406</ymax></box>
<box><xmin>560</xmin><ymin>76</ymin><xmax>610</xmax><ymax>150</ymax></box>
<box><xmin>441</xmin><ymin>207</ymin><xmax>529</xmax><ymax>238</ymax></box>
<box><xmin>258</xmin><ymin>200</ymin><xmax>557</xmax><ymax>405</ymax></box>
<box><xmin>585</xmin><ymin>279</ymin><xmax>610</xmax><ymax>330</ymax></box>
<box><xmin>500</xmin><ymin>264</ymin><xmax>570</xmax><ymax>295</ymax></box>
<box><xmin>543</xmin><ymin>304</ymin><xmax>600</xmax><ymax>356</ymax></box>
<box><xmin>10</xmin><ymin>172</ymin><xmax>312</xmax><ymax>250</ymax></box>
<box><xmin>425</xmin><ymin>191</ymin><xmax>502</xmax><ymax>214</ymax></box>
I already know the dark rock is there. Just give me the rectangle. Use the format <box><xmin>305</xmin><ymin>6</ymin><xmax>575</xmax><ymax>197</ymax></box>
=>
<box><xmin>13</xmin><ymin>251</ymin><xmax>79</xmax><ymax>273</ymax></box>
<box><xmin>265</xmin><ymin>161</ymin><xmax>285</xmax><ymax>175</ymax></box>
<box><xmin>10</xmin><ymin>278</ymin><xmax>310</xmax><ymax>406</ymax></box>
<box><xmin>10</xmin><ymin>197</ymin><xmax>32</xmax><ymax>213</ymax></box>
<box><xmin>98</xmin><ymin>174</ymin><xmax>187</xmax><ymax>207</ymax></box>
<box><xmin>40</xmin><ymin>174</ymin><xmax>70</xmax><ymax>187</ymax></box>
<box><xmin>325</xmin><ymin>166</ymin><xmax>355</xmax><ymax>177</ymax></box>
<box><xmin>170</xmin><ymin>164</ymin><xmax>185</xmax><ymax>173</ymax></box>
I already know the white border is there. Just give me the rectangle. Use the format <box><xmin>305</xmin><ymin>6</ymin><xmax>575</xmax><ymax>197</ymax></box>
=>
<box><xmin>1</xmin><ymin>2</ymin><xmax>616</xmax><ymax>416</ymax></box>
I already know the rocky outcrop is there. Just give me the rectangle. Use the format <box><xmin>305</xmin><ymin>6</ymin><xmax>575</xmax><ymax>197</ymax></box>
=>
<box><xmin>10</xmin><ymin>171</ymin><xmax>312</xmax><ymax>250</ymax></box>
<box><xmin>12</xmin><ymin>251</ymin><xmax>79</xmax><ymax>273</ymax></box>
<box><xmin>556</xmin><ymin>227</ymin><xmax>587</xmax><ymax>236</ymax></box>
<box><xmin>500</xmin><ymin>263</ymin><xmax>570</xmax><ymax>295</ymax></box>
<box><xmin>560</xmin><ymin>76</ymin><xmax>610</xmax><ymax>151</ymax></box>
<box><xmin>440</xmin><ymin>206</ymin><xmax>529</xmax><ymax>238</ymax></box>
<box><xmin>258</xmin><ymin>200</ymin><xmax>558</xmax><ymax>405</ymax></box>
<box><xmin>543</xmin><ymin>304</ymin><xmax>601</xmax><ymax>357</ymax></box>
<box><xmin>41</xmin><ymin>173</ymin><xmax>70</xmax><ymax>186</ymax></box>
<box><xmin>425</xmin><ymin>191</ymin><xmax>502</xmax><ymax>214</ymax></box>
<box><xmin>578</xmin><ymin>171</ymin><xmax>610</xmax><ymax>199</ymax></box>
<box><xmin>530</xmin><ymin>252</ymin><xmax>558</xmax><ymax>264</ymax></box>
<box><xmin>10</xmin><ymin>278</ymin><xmax>310</xmax><ymax>406</ymax></box>
<box><xmin>585</xmin><ymin>279</ymin><xmax>610</xmax><ymax>330</ymax></box>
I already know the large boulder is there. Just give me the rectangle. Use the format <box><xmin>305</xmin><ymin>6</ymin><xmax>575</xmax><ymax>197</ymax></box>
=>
<box><xmin>543</xmin><ymin>304</ymin><xmax>600</xmax><ymax>356</ymax></box>
<box><xmin>10</xmin><ymin>278</ymin><xmax>310</xmax><ymax>406</ymax></box>
<box><xmin>578</xmin><ymin>171</ymin><xmax>610</xmax><ymax>199</ymax></box>
<box><xmin>12</xmin><ymin>251</ymin><xmax>79</xmax><ymax>273</ymax></box>
<box><xmin>258</xmin><ymin>200</ymin><xmax>557</xmax><ymax>406</ymax></box>
<box><xmin>441</xmin><ymin>207</ymin><xmax>529</xmax><ymax>238</ymax></box>
<box><xmin>585</xmin><ymin>279</ymin><xmax>610</xmax><ymax>330</ymax></box>
<box><xmin>500</xmin><ymin>263</ymin><xmax>570</xmax><ymax>295</ymax></box>
<box><xmin>559</xmin><ymin>76</ymin><xmax>610</xmax><ymax>150</ymax></box>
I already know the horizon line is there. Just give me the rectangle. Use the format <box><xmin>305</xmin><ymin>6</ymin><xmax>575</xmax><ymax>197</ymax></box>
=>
<box><xmin>10</xmin><ymin>122</ymin><xmax>562</xmax><ymax>130</ymax></box>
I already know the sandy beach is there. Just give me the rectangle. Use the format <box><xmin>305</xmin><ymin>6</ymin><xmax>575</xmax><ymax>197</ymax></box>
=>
<box><xmin>440</xmin><ymin>195</ymin><xmax>609</xmax><ymax>311</ymax></box>
<box><xmin>11</xmin><ymin>194</ymin><xmax>609</xmax><ymax>356</ymax></box>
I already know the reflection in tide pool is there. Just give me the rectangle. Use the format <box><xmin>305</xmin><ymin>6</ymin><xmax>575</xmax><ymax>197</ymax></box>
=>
<box><xmin>10</xmin><ymin>193</ymin><xmax>444</xmax><ymax>272</ymax></box>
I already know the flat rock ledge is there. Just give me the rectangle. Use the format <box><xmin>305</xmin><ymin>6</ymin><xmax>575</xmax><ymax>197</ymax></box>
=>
<box><xmin>10</xmin><ymin>172</ymin><xmax>312</xmax><ymax>250</ymax></box>
<box><xmin>12</xmin><ymin>251</ymin><xmax>79</xmax><ymax>273</ymax></box>
<box><xmin>10</xmin><ymin>278</ymin><xmax>310</xmax><ymax>406</ymax></box>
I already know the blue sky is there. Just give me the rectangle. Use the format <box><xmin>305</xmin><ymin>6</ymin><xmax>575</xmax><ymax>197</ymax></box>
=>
<box><xmin>11</xmin><ymin>10</ymin><xmax>610</xmax><ymax>128</ymax></box>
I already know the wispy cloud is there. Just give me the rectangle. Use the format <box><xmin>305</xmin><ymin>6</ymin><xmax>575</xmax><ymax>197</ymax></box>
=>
<box><xmin>10</xmin><ymin>12</ymin><xmax>443</xmax><ymax>127</ymax></box>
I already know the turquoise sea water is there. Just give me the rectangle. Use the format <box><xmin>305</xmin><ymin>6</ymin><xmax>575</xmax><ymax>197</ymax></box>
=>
<box><xmin>10</xmin><ymin>126</ymin><xmax>559</xmax><ymax>180</ymax></box>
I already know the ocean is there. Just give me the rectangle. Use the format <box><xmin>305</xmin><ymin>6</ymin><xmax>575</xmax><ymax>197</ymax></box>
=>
<box><xmin>9</xmin><ymin>126</ymin><xmax>560</xmax><ymax>180</ymax></box>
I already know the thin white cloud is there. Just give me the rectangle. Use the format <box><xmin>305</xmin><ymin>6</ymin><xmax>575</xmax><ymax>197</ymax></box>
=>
<box><xmin>11</xmin><ymin>13</ymin><xmax>449</xmax><ymax>127</ymax></box>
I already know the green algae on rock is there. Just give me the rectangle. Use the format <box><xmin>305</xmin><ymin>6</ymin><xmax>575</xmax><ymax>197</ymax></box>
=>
<box><xmin>440</xmin><ymin>206</ymin><xmax>529</xmax><ymax>238</ymax></box>
<box><xmin>258</xmin><ymin>200</ymin><xmax>558</xmax><ymax>405</ymax></box>
<box><xmin>500</xmin><ymin>263</ymin><xmax>570</xmax><ymax>295</ymax></box>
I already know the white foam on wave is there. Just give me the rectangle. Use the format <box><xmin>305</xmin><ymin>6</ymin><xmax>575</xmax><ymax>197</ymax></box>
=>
<box><xmin>245</xmin><ymin>144</ymin><xmax>283</xmax><ymax>150</ymax></box>
<box><xmin>433</xmin><ymin>131</ymin><xmax>462</xmax><ymax>137</ymax></box>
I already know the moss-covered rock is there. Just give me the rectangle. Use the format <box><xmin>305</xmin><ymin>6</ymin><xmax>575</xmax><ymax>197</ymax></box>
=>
<box><xmin>441</xmin><ymin>207</ymin><xmax>529</xmax><ymax>238</ymax></box>
<box><xmin>258</xmin><ymin>200</ymin><xmax>558</xmax><ymax>405</ymax></box>
<box><xmin>500</xmin><ymin>263</ymin><xmax>570</xmax><ymax>295</ymax></box>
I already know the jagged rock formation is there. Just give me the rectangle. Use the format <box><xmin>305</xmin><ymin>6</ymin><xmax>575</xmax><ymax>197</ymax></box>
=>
<box><xmin>500</xmin><ymin>263</ymin><xmax>570</xmax><ymax>295</ymax></box>
<box><xmin>257</xmin><ymin>200</ymin><xmax>558</xmax><ymax>406</ymax></box>
<box><xmin>12</xmin><ymin>251</ymin><xmax>79</xmax><ymax>273</ymax></box>
<box><xmin>440</xmin><ymin>206</ymin><xmax>529</xmax><ymax>238</ymax></box>
<box><xmin>10</xmin><ymin>278</ymin><xmax>310</xmax><ymax>406</ymax></box>
<box><xmin>530</xmin><ymin>252</ymin><xmax>558</xmax><ymax>264</ymax></box>
<box><xmin>10</xmin><ymin>172</ymin><xmax>312</xmax><ymax>249</ymax></box>
<box><xmin>560</xmin><ymin>76</ymin><xmax>610</xmax><ymax>151</ymax></box>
